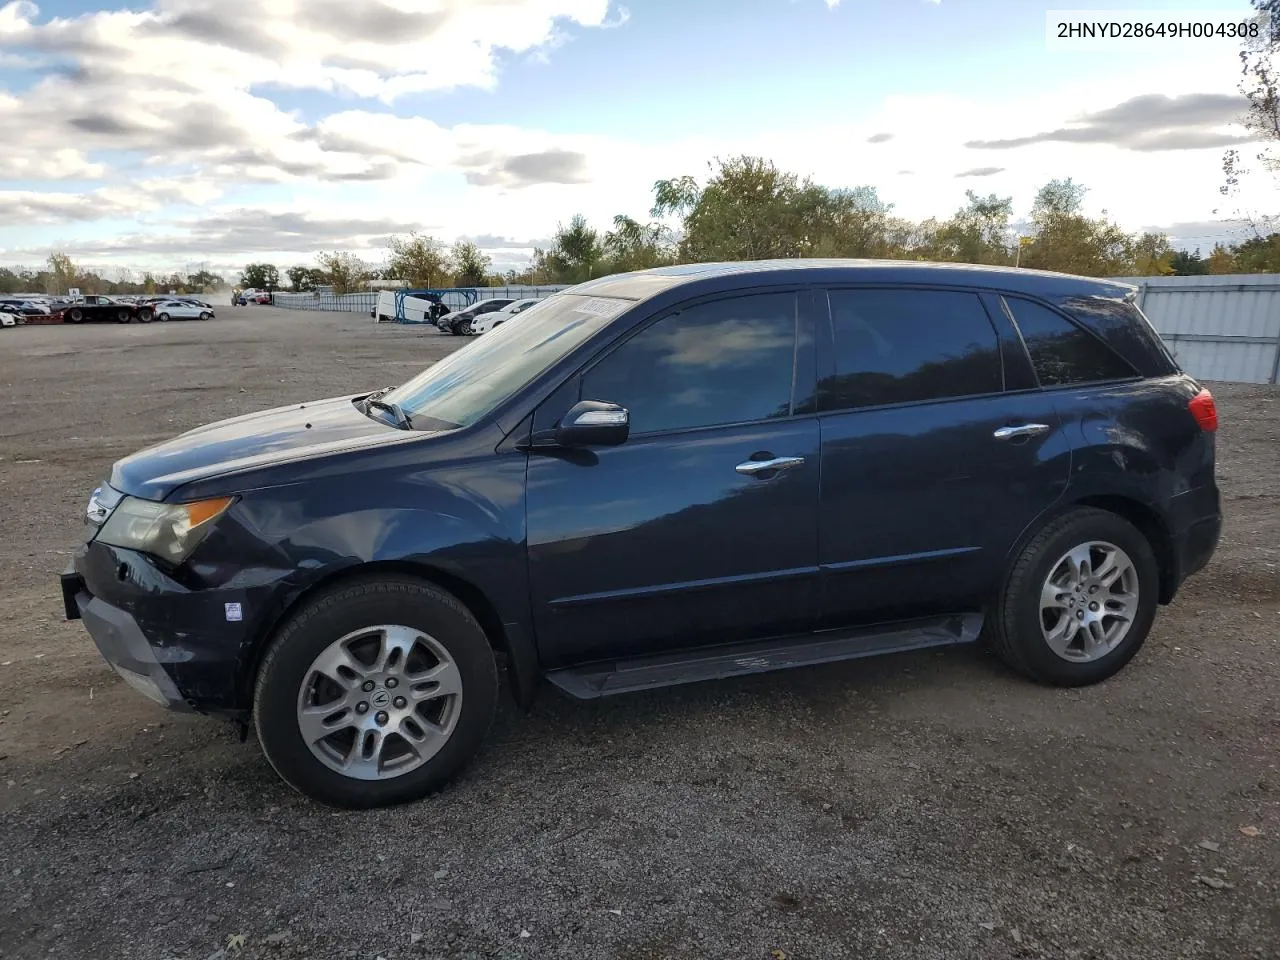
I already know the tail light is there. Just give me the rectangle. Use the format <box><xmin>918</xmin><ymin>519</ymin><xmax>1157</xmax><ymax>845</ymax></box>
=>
<box><xmin>1189</xmin><ymin>388</ymin><xmax>1218</xmax><ymax>432</ymax></box>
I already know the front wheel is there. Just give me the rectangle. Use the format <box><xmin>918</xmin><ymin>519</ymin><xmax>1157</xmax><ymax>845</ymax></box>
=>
<box><xmin>986</xmin><ymin>507</ymin><xmax>1159</xmax><ymax>686</ymax></box>
<box><xmin>199</xmin><ymin>312</ymin><xmax>211</xmax><ymax>320</ymax></box>
<box><xmin>253</xmin><ymin>576</ymin><xmax>499</xmax><ymax>808</ymax></box>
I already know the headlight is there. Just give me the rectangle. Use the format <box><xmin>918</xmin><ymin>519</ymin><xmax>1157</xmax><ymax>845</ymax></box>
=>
<box><xmin>95</xmin><ymin>495</ymin><xmax>235</xmax><ymax>563</ymax></box>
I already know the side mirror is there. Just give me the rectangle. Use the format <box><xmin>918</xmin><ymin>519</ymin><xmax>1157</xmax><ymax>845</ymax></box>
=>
<box><xmin>554</xmin><ymin>400</ymin><xmax>630</xmax><ymax>448</ymax></box>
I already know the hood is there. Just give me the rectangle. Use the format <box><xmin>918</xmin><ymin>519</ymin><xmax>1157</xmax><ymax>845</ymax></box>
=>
<box><xmin>110</xmin><ymin>394</ymin><xmax>418</xmax><ymax>501</ymax></box>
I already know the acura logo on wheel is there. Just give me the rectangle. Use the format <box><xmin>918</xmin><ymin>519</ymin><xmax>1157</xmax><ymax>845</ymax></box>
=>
<box><xmin>370</xmin><ymin>690</ymin><xmax>391</xmax><ymax>708</ymax></box>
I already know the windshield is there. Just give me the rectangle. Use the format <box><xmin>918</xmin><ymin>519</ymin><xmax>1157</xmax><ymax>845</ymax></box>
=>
<box><xmin>382</xmin><ymin>294</ymin><xmax>632</xmax><ymax>430</ymax></box>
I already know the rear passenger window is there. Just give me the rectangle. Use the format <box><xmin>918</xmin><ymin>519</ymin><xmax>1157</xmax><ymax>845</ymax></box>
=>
<box><xmin>819</xmin><ymin>289</ymin><xmax>1002</xmax><ymax>411</ymax></box>
<box><xmin>582</xmin><ymin>292</ymin><xmax>797</xmax><ymax>435</ymax></box>
<box><xmin>1002</xmin><ymin>297</ymin><xmax>1136</xmax><ymax>386</ymax></box>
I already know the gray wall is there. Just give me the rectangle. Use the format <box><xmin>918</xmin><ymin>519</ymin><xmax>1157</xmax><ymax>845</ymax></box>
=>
<box><xmin>1118</xmin><ymin>275</ymin><xmax>1280</xmax><ymax>385</ymax></box>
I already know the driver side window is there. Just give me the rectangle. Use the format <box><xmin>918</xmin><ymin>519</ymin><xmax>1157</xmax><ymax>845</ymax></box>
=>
<box><xmin>581</xmin><ymin>292</ymin><xmax>798</xmax><ymax>436</ymax></box>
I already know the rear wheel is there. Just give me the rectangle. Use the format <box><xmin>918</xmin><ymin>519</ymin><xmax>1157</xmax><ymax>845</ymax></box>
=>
<box><xmin>986</xmin><ymin>507</ymin><xmax>1159</xmax><ymax>686</ymax></box>
<box><xmin>157</xmin><ymin>312</ymin><xmax>169</xmax><ymax>322</ymax></box>
<box><xmin>68</xmin><ymin>308</ymin><xmax>84</xmax><ymax>323</ymax></box>
<box><xmin>254</xmin><ymin>576</ymin><xmax>498</xmax><ymax>808</ymax></box>
<box><xmin>137</xmin><ymin>309</ymin><xmax>154</xmax><ymax>323</ymax></box>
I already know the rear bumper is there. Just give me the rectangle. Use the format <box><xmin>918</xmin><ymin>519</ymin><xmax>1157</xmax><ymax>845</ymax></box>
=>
<box><xmin>1162</xmin><ymin>484</ymin><xmax>1222</xmax><ymax>600</ymax></box>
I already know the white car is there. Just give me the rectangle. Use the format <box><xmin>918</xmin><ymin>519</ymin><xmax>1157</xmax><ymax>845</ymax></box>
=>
<box><xmin>470</xmin><ymin>298</ymin><xmax>542</xmax><ymax>335</ymax></box>
<box><xmin>0</xmin><ymin>308</ymin><xmax>17</xmax><ymax>327</ymax></box>
<box><xmin>153</xmin><ymin>299</ymin><xmax>215</xmax><ymax>321</ymax></box>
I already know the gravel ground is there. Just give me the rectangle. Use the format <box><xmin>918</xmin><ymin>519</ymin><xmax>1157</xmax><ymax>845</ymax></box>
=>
<box><xmin>0</xmin><ymin>307</ymin><xmax>1277</xmax><ymax>960</ymax></box>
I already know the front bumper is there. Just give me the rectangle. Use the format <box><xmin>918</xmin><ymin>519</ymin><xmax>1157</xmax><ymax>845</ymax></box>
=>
<box><xmin>63</xmin><ymin>565</ymin><xmax>189</xmax><ymax>709</ymax></box>
<box><xmin>60</xmin><ymin>541</ymin><xmax>286</xmax><ymax>715</ymax></box>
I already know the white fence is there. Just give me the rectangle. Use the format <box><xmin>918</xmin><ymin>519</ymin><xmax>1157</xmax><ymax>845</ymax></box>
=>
<box><xmin>1122</xmin><ymin>275</ymin><xmax>1280</xmax><ymax>385</ymax></box>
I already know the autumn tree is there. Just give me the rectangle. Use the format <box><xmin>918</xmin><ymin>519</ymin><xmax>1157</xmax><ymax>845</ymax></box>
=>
<box><xmin>46</xmin><ymin>252</ymin><xmax>77</xmax><ymax>295</ymax></box>
<box><xmin>1019</xmin><ymin>179</ymin><xmax>1138</xmax><ymax>276</ymax></box>
<box><xmin>388</xmin><ymin>233</ymin><xmax>451</xmax><ymax>288</ymax></box>
<box><xmin>316</xmin><ymin>252</ymin><xmax>370</xmax><ymax>295</ymax></box>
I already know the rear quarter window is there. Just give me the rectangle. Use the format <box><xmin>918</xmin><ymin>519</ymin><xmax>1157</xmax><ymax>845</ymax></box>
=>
<box><xmin>1002</xmin><ymin>296</ymin><xmax>1137</xmax><ymax>386</ymax></box>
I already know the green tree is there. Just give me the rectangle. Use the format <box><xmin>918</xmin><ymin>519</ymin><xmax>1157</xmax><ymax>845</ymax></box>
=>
<box><xmin>449</xmin><ymin>241</ymin><xmax>492</xmax><ymax>287</ymax></box>
<box><xmin>928</xmin><ymin>191</ymin><xmax>1015</xmax><ymax>265</ymax></box>
<box><xmin>388</xmin><ymin>233</ymin><xmax>451</xmax><ymax>288</ymax></box>
<box><xmin>187</xmin><ymin>269</ymin><xmax>222</xmax><ymax>291</ymax></box>
<box><xmin>286</xmin><ymin>266</ymin><xmax>328</xmax><ymax>291</ymax></box>
<box><xmin>1232</xmin><ymin>232</ymin><xmax>1280</xmax><ymax>271</ymax></box>
<box><xmin>1207</xmin><ymin>244</ymin><xmax>1239</xmax><ymax>273</ymax></box>
<box><xmin>543</xmin><ymin>214</ymin><xmax>602</xmax><ymax>282</ymax></box>
<box><xmin>1131</xmin><ymin>232</ymin><xmax>1175</xmax><ymax>276</ymax></box>
<box><xmin>315</xmin><ymin>252</ymin><xmax>370</xmax><ymax>295</ymax></box>
<box><xmin>602</xmin><ymin>215</ymin><xmax>676</xmax><ymax>272</ymax></box>
<box><xmin>240</xmin><ymin>263</ymin><xmax>280</xmax><ymax>290</ymax></box>
<box><xmin>1170</xmin><ymin>249</ymin><xmax>1209</xmax><ymax>275</ymax></box>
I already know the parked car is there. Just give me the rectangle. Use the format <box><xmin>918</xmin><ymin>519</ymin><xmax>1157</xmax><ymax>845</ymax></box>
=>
<box><xmin>0</xmin><ymin>298</ymin><xmax>51</xmax><ymax>316</ymax></box>
<box><xmin>61</xmin><ymin>260</ymin><xmax>1221</xmax><ymax>809</ymax></box>
<box><xmin>470</xmin><ymin>298</ymin><xmax>542</xmax><ymax>335</ymax></box>
<box><xmin>0</xmin><ymin>306</ymin><xmax>18</xmax><ymax>327</ymax></box>
<box><xmin>439</xmin><ymin>297</ymin><xmax>514</xmax><ymax>335</ymax></box>
<box><xmin>63</xmin><ymin>295</ymin><xmax>155</xmax><ymax>324</ymax></box>
<box><xmin>153</xmin><ymin>300</ymin><xmax>215</xmax><ymax>321</ymax></box>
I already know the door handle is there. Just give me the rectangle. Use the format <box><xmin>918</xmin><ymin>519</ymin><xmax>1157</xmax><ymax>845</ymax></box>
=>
<box><xmin>735</xmin><ymin>456</ymin><xmax>805</xmax><ymax>476</ymax></box>
<box><xmin>993</xmin><ymin>423</ymin><xmax>1051</xmax><ymax>440</ymax></box>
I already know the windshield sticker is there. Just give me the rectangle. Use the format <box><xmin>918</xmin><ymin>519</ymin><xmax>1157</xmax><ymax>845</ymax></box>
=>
<box><xmin>573</xmin><ymin>297</ymin><xmax>628</xmax><ymax>318</ymax></box>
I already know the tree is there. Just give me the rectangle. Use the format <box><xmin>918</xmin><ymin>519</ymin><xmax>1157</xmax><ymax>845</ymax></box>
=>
<box><xmin>315</xmin><ymin>251</ymin><xmax>370</xmax><ymax>295</ymax></box>
<box><xmin>46</xmin><ymin>252</ymin><xmax>77</xmax><ymax>295</ymax></box>
<box><xmin>1232</xmin><ymin>232</ymin><xmax>1280</xmax><ymax>271</ymax></box>
<box><xmin>1019</xmin><ymin>179</ymin><xmax>1140</xmax><ymax>276</ymax></box>
<box><xmin>240</xmin><ymin>263</ymin><xmax>280</xmax><ymax>290</ymax></box>
<box><xmin>540</xmin><ymin>215</ymin><xmax>602</xmax><ymax>282</ymax></box>
<box><xmin>1208</xmin><ymin>244</ymin><xmax>1239</xmax><ymax>273</ymax></box>
<box><xmin>188</xmin><ymin>269</ymin><xmax>222</xmax><ymax>291</ymax></box>
<box><xmin>1131</xmin><ymin>232</ymin><xmax>1175</xmax><ymax>276</ymax></box>
<box><xmin>142</xmin><ymin>271</ymin><xmax>157</xmax><ymax>294</ymax></box>
<box><xmin>286</xmin><ymin>266</ymin><xmax>328</xmax><ymax>292</ymax></box>
<box><xmin>387</xmin><ymin>233</ymin><xmax>451</xmax><ymax>288</ymax></box>
<box><xmin>602</xmin><ymin>215</ymin><xmax>676</xmax><ymax>272</ymax></box>
<box><xmin>927</xmin><ymin>191</ymin><xmax>1015</xmax><ymax>265</ymax></box>
<box><xmin>1170</xmin><ymin>249</ymin><xmax>1209</xmax><ymax>276</ymax></box>
<box><xmin>449</xmin><ymin>241</ymin><xmax>492</xmax><ymax>287</ymax></box>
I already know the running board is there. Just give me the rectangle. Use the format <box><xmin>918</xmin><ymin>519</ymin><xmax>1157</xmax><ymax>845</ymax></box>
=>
<box><xmin>545</xmin><ymin>613</ymin><xmax>983</xmax><ymax>700</ymax></box>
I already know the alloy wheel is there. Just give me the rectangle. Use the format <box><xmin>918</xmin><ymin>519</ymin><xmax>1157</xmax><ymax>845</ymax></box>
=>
<box><xmin>1039</xmin><ymin>540</ymin><xmax>1139</xmax><ymax>662</ymax></box>
<box><xmin>296</xmin><ymin>624</ymin><xmax>463</xmax><ymax>781</ymax></box>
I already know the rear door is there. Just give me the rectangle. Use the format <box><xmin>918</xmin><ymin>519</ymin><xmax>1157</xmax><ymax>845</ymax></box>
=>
<box><xmin>525</xmin><ymin>289</ymin><xmax>822</xmax><ymax>667</ymax></box>
<box><xmin>815</xmin><ymin>286</ymin><xmax>1072</xmax><ymax>627</ymax></box>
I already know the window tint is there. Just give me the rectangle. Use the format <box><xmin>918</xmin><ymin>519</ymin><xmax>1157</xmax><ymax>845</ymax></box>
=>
<box><xmin>819</xmin><ymin>289</ymin><xmax>1001</xmax><ymax>411</ymax></box>
<box><xmin>581</xmin><ymin>292</ymin><xmax>797</xmax><ymax>434</ymax></box>
<box><xmin>1003</xmin><ymin>296</ymin><xmax>1135</xmax><ymax>386</ymax></box>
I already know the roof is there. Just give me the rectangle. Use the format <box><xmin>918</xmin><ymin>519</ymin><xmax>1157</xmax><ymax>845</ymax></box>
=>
<box><xmin>570</xmin><ymin>258</ymin><xmax>1138</xmax><ymax>302</ymax></box>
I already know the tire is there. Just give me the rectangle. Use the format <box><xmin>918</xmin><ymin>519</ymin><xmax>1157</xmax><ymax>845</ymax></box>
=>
<box><xmin>117</xmin><ymin>309</ymin><xmax>130</xmax><ymax>322</ymax></box>
<box><xmin>458</xmin><ymin>319</ymin><xmax>472</xmax><ymax>336</ymax></box>
<box><xmin>199</xmin><ymin>312</ymin><xmax>211</xmax><ymax>321</ymax></box>
<box><xmin>986</xmin><ymin>507</ymin><xmax>1159</xmax><ymax>687</ymax></box>
<box><xmin>157</xmin><ymin>312</ymin><xmax>169</xmax><ymax>322</ymax></box>
<box><xmin>253</xmin><ymin>575</ymin><xmax>499</xmax><ymax>809</ymax></box>
<box><xmin>68</xmin><ymin>308</ymin><xmax>84</xmax><ymax>323</ymax></box>
<box><xmin>138</xmin><ymin>309</ymin><xmax>154</xmax><ymax>323</ymax></box>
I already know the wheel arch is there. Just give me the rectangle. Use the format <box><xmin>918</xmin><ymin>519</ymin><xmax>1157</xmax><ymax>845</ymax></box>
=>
<box><xmin>1003</xmin><ymin>494</ymin><xmax>1178</xmax><ymax>606</ymax></box>
<box><xmin>241</xmin><ymin>560</ymin><xmax>540</xmax><ymax>712</ymax></box>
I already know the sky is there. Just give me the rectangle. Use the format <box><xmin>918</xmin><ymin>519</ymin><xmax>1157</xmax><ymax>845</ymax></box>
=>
<box><xmin>0</xmin><ymin>0</ymin><xmax>1273</xmax><ymax>279</ymax></box>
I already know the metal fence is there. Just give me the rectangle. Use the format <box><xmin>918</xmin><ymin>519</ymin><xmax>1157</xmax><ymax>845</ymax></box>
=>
<box><xmin>1120</xmin><ymin>274</ymin><xmax>1280</xmax><ymax>385</ymax></box>
<box><xmin>267</xmin><ymin>275</ymin><xmax>1280</xmax><ymax>385</ymax></box>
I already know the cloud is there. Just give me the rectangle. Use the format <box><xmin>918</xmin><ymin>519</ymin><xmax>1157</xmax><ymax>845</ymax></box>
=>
<box><xmin>965</xmin><ymin>93</ymin><xmax>1250</xmax><ymax>152</ymax></box>
<box><xmin>461</xmin><ymin>148</ymin><xmax>591</xmax><ymax>187</ymax></box>
<box><xmin>955</xmin><ymin>166</ymin><xmax>1004</xmax><ymax>177</ymax></box>
<box><xmin>866</xmin><ymin>132</ymin><xmax>893</xmax><ymax>144</ymax></box>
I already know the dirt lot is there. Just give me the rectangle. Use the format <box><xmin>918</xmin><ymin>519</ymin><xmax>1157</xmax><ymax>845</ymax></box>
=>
<box><xmin>0</xmin><ymin>306</ymin><xmax>1277</xmax><ymax>960</ymax></box>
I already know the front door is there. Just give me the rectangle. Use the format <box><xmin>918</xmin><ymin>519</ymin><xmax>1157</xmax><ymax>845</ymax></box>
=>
<box><xmin>814</xmin><ymin>286</ymin><xmax>1072</xmax><ymax>627</ymax></box>
<box><xmin>525</xmin><ymin>290</ymin><xmax>822</xmax><ymax>668</ymax></box>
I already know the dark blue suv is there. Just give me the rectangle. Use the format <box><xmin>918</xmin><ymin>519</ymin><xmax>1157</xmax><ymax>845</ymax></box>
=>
<box><xmin>61</xmin><ymin>260</ymin><xmax>1221</xmax><ymax>807</ymax></box>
